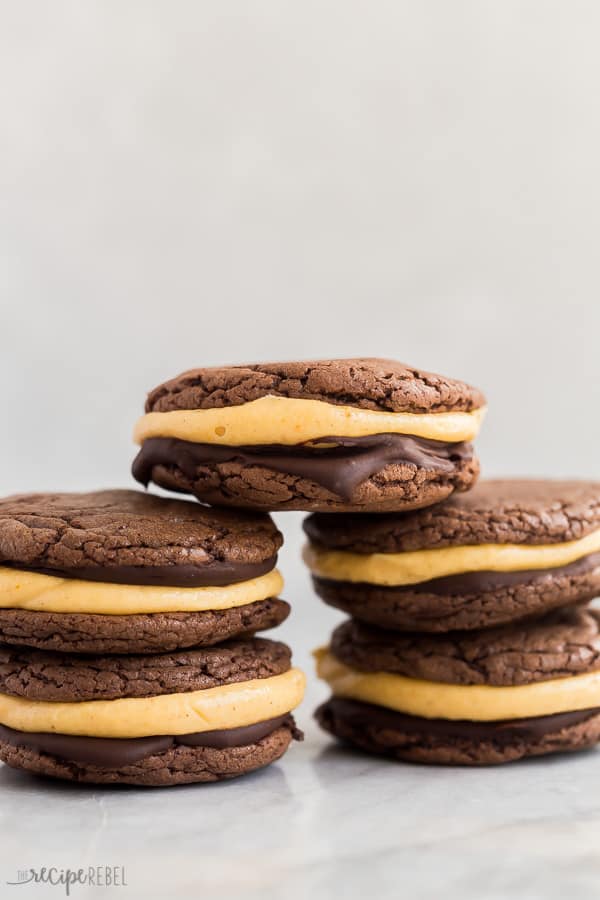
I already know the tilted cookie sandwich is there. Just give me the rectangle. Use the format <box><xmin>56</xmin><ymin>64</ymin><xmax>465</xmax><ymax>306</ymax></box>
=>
<box><xmin>0</xmin><ymin>638</ymin><xmax>305</xmax><ymax>785</ymax></box>
<box><xmin>0</xmin><ymin>491</ymin><xmax>288</xmax><ymax>653</ymax></box>
<box><xmin>304</xmin><ymin>480</ymin><xmax>600</xmax><ymax>632</ymax></box>
<box><xmin>315</xmin><ymin>609</ymin><xmax>600</xmax><ymax>765</ymax></box>
<box><xmin>132</xmin><ymin>358</ymin><xmax>485</xmax><ymax>512</ymax></box>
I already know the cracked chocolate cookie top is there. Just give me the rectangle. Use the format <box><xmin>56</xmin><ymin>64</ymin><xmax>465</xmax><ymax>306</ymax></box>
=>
<box><xmin>305</xmin><ymin>479</ymin><xmax>600</xmax><ymax>552</ymax></box>
<box><xmin>144</xmin><ymin>358</ymin><xmax>485</xmax><ymax>415</ymax></box>
<box><xmin>0</xmin><ymin>637</ymin><xmax>292</xmax><ymax>702</ymax></box>
<box><xmin>0</xmin><ymin>490</ymin><xmax>282</xmax><ymax>573</ymax></box>
<box><xmin>331</xmin><ymin>608</ymin><xmax>600</xmax><ymax>687</ymax></box>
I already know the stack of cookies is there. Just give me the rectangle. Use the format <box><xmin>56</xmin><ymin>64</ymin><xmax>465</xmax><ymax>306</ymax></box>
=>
<box><xmin>134</xmin><ymin>357</ymin><xmax>600</xmax><ymax>766</ymax></box>
<box><xmin>306</xmin><ymin>481</ymin><xmax>600</xmax><ymax>764</ymax></box>
<box><xmin>2</xmin><ymin>356</ymin><xmax>599</xmax><ymax>778</ymax></box>
<box><xmin>0</xmin><ymin>491</ymin><xmax>304</xmax><ymax>785</ymax></box>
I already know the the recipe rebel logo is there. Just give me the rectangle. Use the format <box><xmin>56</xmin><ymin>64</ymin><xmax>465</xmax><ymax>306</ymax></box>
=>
<box><xmin>6</xmin><ymin>866</ymin><xmax>128</xmax><ymax>895</ymax></box>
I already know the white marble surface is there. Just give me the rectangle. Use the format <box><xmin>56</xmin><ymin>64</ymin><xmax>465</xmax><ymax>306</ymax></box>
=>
<box><xmin>1</xmin><ymin>515</ymin><xmax>600</xmax><ymax>900</ymax></box>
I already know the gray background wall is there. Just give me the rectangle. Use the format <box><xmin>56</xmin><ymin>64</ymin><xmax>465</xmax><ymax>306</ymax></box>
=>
<box><xmin>2</xmin><ymin>0</ymin><xmax>599</xmax><ymax>497</ymax></box>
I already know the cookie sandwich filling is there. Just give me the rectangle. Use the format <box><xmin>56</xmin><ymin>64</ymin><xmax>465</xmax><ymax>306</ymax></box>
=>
<box><xmin>315</xmin><ymin>648</ymin><xmax>600</xmax><ymax>723</ymax></box>
<box><xmin>315</xmin><ymin>648</ymin><xmax>600</xmax><ymax>743</ymax></box>
<box><xmin>0</xmin><ymin>668</ymin><xmax>306</xmax><ymax>766</ymax></box>
<box><xmin>134</xmin><ymin>396</ymin><xmax>485</xmax><ymax>445</ymax></box>
<box><xmin>0</xmin><ymin>566</ymin><xmax>284</xmax><ymax>615</ymax></box>
<box><xmin>304</xmin><ymin>528</ymin><xmax>600</xmax><ymax>593</ymax></box>
<box><xmin>132</xmin><ymin>397</ymin><xmax>485</xmax><ymax>500</ymax></box>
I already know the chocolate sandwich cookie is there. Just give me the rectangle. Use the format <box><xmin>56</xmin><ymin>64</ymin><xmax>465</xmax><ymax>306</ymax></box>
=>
<box><xmin>132</xmin><ymin>358</ymin><xmax>485</xmax><ymax>512</ymax></box>
<box><xmin>304</xmin><ymin>480</ymin><xmax>600</xmax><ymax>631</ymax></box>
<box><xmin>0</xmin><ymin>638</ymin><xmax>305</xmax><ymax>785</ymax></box>
<box><xmin>0</xmin><ymin>491</ymin><xmax>288</xmax><ymax>653</ymax></box>
<box><xmin>315</xmin><ymin>610</ymin><xmax>600</xmax><ymax>765</ymax></box>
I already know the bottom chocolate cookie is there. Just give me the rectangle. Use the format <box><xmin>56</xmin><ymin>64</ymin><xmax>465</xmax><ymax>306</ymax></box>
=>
<box><xmin>0</xmin><ymin>598</ymin><xmax>290</xmax><ymax>654</ymax></box>
<box><xmin>0</xmin><ymin>720</ymin><xmax>300</xmax><ymax>786</ymax></box>
<box><xmin>316</xmin><ymin>698</ymin><xmax>600</xmax><ymax>766</ymax></box>
<box><xmin>311</xmin><ymin>561</ymin><xmax>600</xmax><ymax>633</ymax></box>
<box><xmin>138</xmin><ymin>445</ymin><xmax>479</xmax><ymax>514</ymax></box>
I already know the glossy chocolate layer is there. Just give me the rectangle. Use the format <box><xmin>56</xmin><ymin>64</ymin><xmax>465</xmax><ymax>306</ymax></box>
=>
<box><xmin>315</xmin><ymin>551</ymin><xmax>600</xmax><ymax>596</ymax></box>
<box><xmin>0</xmin><ymin>715</ymin><xmax>296</xmax><ymax>767</ymax></box>
<box><xmin>9</xmin><ymin>557</ymin><xmax>278</xmax><ymax>588</ymax></box>
<box><xmin>319</xmin><ymin>698</ymin><xmax>600</xmax><ymax>742</ymax></box>
<box><xmin>132</xmin><ymin>435</ymin><xmax>473</xmax><ymax>501</ymax></box>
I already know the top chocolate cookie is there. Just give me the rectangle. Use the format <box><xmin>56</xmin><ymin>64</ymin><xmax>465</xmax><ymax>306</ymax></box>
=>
<box><xmin>133</xmin><ymin>358</ymin><xmax>485</xmax><ymax>513</ymax></box>
<box><xmin>304</xmin><ymin>479</ymin><xmax>600</xmax><ymax>551</ymax></box>
<box><xmin>145</xmin><ymin>359</ymin><xmax>485</xmax><ymax>414</ymax></box>
<box><xmin>330</xmin><ymin>608</ymin><xmax>600</xmax><ymax>687</ymax></box>
<box><xmin>0</xmin><ymin>490</ymin><xmax>282</xmax><ymax>582</ymax></box>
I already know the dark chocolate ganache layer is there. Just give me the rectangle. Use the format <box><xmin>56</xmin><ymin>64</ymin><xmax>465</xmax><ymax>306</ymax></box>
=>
<box><xmin>132</xmin><ymin>435</ymin><xmax>474</xmax><ymax>502</ymax></box>
<box><xmin>317</xmin><ymin>698</ymin><xmax>600</xmax><ymax>742</ymax></box>
<box><xmin>0</xmin><ymin>715</ymin><xmax>300</xmax><ymax>767</ymax></box>
<box><xmin>8</xmin><ymin>557</ymin><xmax>278</xmax><ymax>588</ymax></box>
